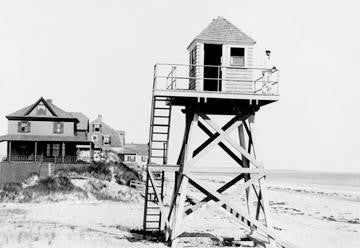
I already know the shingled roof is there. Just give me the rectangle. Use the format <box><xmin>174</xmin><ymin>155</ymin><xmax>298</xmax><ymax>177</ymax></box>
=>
<box><xmin>188</xmin><ymin>16</ymin><xmax>256</xmax><ymax>48</ymax></box>
<box><xmin>71</xmin><ymin>112</ymin><xmax>89</xmax><ymax>131</ymax></box>
<box><xmin>6</xmin><ymin>97</ymin><xmax>77</xmax><ymax>121</ymax></box>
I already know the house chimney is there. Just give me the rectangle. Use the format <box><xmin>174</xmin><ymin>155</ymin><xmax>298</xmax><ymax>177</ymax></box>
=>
<box><xmin>98</xmin><ymin>114</ymin><xmax>102</xmax><ymax>122</ymax></box>
<box><xmin>46</xmin><ymin>99</ymin><xmax>53</xmax><ymax>104</ymax></box>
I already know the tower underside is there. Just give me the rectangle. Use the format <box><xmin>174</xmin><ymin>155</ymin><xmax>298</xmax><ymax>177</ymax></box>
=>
<box><xmin>143</xmin><ymin>89</ymin><xmax>295</xmax><ymax>248</ymax></box>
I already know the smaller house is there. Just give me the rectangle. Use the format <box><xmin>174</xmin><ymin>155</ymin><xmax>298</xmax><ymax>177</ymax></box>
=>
<box><xmin>88</xmin><ymin>114</ymin><xmax>125</xmax><ymax>152</ymax></box>
<box><xmin>118</xmin><ymin>143</ymin><xmax>148</xmax><ymax>166</ymax></box>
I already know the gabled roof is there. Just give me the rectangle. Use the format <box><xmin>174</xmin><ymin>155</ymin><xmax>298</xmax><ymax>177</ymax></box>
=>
<box><xmin>6</xmin><ymin>97</ymin><xmax>78</xmax><ymax>122</ymax></box>
<box><xmin>123</xmin><ymin>143</ymin><xmax>148</xmax><ymax>156</ymax></box>
<box><xmin>89</xmin><ymin>117</ymin><xmax>124</xmax><ymax>148</ymax></box>
<box><xmin>188</xmin><ymin>16</ymin><xmax>256</xmax><ymax>49</ymax></box>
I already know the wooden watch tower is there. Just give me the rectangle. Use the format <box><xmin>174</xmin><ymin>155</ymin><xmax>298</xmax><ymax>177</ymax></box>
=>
<box><xmin>143</xmin><ymin>17</ymin><xmax>294</xmax><ymax>248</ymax></box>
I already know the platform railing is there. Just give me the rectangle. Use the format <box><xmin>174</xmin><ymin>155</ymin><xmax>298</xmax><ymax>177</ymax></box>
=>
<box><xmin>0</xmin><ymin>155</ymin><xmax>90</xmax><ymax>164</ymax></box>
<box><xmin>153</xmin><ymin>63</ymin><xmax>279</xmax><ymax>95</ymax></box>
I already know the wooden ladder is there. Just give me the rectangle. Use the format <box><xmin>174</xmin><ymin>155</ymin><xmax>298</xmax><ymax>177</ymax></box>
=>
<box><xmin>143</xmin><ymin>95</ymin><xmax>172</xmax><ymax>233</ymax></box>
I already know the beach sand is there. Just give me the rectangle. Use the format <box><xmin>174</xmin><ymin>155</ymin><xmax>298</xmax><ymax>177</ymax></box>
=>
<box><xmin>0</xmin><ymin>172</ymin><xmax>359</xmax><ymax>248</ymax></box>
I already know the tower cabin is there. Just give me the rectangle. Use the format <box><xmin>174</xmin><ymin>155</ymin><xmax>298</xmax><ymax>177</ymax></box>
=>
<box><xmin>153</xmin><ymin>16</ymin><xmax>279</xmax><ymax>114</ymax></box>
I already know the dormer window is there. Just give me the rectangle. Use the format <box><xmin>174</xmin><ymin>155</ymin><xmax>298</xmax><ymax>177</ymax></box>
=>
<box><xmin>53</xmin><ymin>122</ymin><xmax>64</xmax><ymax>134</ymax></box>
<box><xmin>103</xmin><ymin>135</ymin><xmax>111</xmax><ymax>145</ymax></box>
<box><xmin>230</xmin><ymin>47</ymin><xmax>245</xmax><ymax>67</ymax></box>
<box><xmin>36</xmin><ymin>103</ymin><xmax>47</xmax><ymax>115</ymax></box>
<box><xmin>93</xmin><ymin>123</ymin><xmax>102</xmax><ymax>133</ymax></box>
<box><xmin>18</xmin><ymin>121</ymin><xmax>31</xmax><ymax>133</ymax></box>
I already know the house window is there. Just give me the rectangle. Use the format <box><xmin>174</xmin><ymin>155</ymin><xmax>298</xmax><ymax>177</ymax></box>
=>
<box><xmin>103</xmin><ymin>135</ymin><xmax>111</xmax><ymax>145</ymax></box>
<box><xmin>127</xmin><ymin>155</ymin><xmax>135</xmax><ymax>162</ymax></box>
<box><xmin>92</xmin><ymin>135</ymin><xmax>98</xmax><ymax>142</ymax></box>
<box><xmin>53</xmin><ymin>122</ymin><xmax>64</xmax><ymax>134</ymax></box>
<box><xmin>141</xmin><ymin>156</ymin><xmax>147</xmax><ymax>162</ymax></box>
<box><xmin>18</xmin><ymin>121</ymin><xmax>31</xmax><ymax>133</ymax></box>
<box><xmin>230</xmin><ymin>47</ymin><xmax>245</xmax><ymax>67</ymax></box>
<box><xmin>93</xmin><ymin>123</ymin><xmax>102</xmax><ymax>133</ymax></box>
<box><xmin>36</xmin><ymin>103</ymin><xmax>47</xmax><ymax>115</ymax></box>
<box><xmin>53</xmin><ymin>144</ymin><xmax>60</xmax><ymax>157</ymax></box>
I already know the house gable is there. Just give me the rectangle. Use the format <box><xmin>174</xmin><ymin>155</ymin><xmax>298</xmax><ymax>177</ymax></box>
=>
<box><xmin>27</xmin><ymin>98</ymin><xmax>56</xmax><ymax>117</ymax></box>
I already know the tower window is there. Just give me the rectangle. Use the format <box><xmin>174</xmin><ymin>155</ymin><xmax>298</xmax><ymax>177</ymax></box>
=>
<box><xmin>230</xmin><ymin>47</ymin><xmax>245</xmax><ymax>67</ymax></box>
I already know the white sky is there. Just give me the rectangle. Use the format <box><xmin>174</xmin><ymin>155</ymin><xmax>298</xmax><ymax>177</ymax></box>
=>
<box><xmin>0</xmin><ymin>0</ymin><xmax>359</xmax><ymax>173</ymax></box>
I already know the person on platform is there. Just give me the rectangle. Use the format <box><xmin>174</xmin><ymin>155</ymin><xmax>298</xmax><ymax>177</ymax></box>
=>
<box><xmin>262</xmin><ymin>50</ymin><xmax>276</xmax><ymax>94</ymax></box>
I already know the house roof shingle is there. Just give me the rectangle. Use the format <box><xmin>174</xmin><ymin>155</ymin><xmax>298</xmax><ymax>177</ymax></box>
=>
<box><xmin>6</xmin><ymin>97</ymin><xmax>78</xmax><ymax>122</ymax></box>
<box><xmin>117</xmin><ymin>143</ymin><xmax>148</xmax><ymax>156</ymax></box>
<box><xmin>188</xmin><ymin>16</ymin><xmax>256</xmax><ymax>48</ymax></box>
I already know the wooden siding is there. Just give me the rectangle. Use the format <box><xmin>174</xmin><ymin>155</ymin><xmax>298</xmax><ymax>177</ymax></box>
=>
<box><xmin>8</xmin><ymin>120</ymin><xmax>74</xmax><ymax>136</ymax></box>
<box><xmin>188</xmin><ymin>43</ymin><xmax>203</xmax><ymax>90</ymax></box>
<box><xmin>222</xmin><ymin>46</ymin><xmax>254</xmax><ymax>93</ymax></box>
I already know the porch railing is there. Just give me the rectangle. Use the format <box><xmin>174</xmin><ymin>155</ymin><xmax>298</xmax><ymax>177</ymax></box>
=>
<box><xmin>0</xmin><ymin>155</ymin><xmax>91</xmax><ymax>164</ymax></box>
<box><xmin>153</xmin><ymin>63</ymin><xmax>280</xmax><ymax>95</ymax></box>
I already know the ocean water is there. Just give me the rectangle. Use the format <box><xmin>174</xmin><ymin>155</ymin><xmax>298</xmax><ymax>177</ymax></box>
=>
<box><xmin>266</xmin><ymin>170</ymin><xmax>360</xmax><ymax>193</ymax></box>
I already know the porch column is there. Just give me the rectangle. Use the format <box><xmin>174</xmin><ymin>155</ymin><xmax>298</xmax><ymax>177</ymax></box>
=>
<box><xmin>8</xmin><ymin>141</ymin><xmax>11</xmax><ymax>162</ymax></box>
<box><xmin>89</xmin><ymin>142</ymin><xmax>93</xmax><ymax>164</ymax></box>
<box><xmin>62</xmin><ymin>142</ymin><xmax>65</xmax><ymax>163</ymax></box>
<box><xmin>34</xmin><ymin>142</ymin><xmax>38</xmax><ymax>162</ymax></box>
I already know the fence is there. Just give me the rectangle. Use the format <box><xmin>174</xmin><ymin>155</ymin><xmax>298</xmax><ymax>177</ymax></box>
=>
<box><xmin>0</xmin><ymin>155</ymin><xmax>90</xmax><ymax>164</ymax></box>
<box><xmin>0</xmin><ymin>159</ymin><xmax>91</xmax><ymax>186</ymax></box>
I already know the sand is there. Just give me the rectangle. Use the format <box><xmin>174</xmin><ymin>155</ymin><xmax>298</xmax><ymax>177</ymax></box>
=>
<box><xmin>0</xmin><ymin>178</ymin><xmax>359</xmax><ymax>248</ymax></box>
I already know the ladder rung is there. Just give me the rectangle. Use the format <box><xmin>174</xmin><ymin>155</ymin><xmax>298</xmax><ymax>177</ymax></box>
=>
<box><xmin>151</xmin><ymin>148</ymin><xmax>166</xmax><ymax>150</ymax></box>
<box><xmin>154</xmin><ymin>115</ymin><xmax>170</xmax><ymax>118</ymax></box>
<box><xmin>151</xmin><ymin>156</ymin><xmax>164</xmax><ymax>158</ymax></box>
<box><xmin>154</xmin><ymin>107</ymin><xmax>171</xmax><ymax>110</ymax></box>
<box><xmin>151</xmin><ymin>140</ymin><xmax>167</xmax><ymax>142</ymax></box>
<box><xmin>151</xmin><ymin>124</ymin><xmax>169</xmax><ymax>127</ymax></box>
<box><xmin>146</xmin><ymin>213</ymin><xmax>161</xmax><ymax>216</ymax></box>
<box><xmin>146</xmin><ymin>221</ymin><xmax>160</xmax><ymax>223</ymax></box>
<box><xmin>152</xmin><ymin>132</ymin><xmax>169</xmax><ymax>135</ymax></box>
<box><xmin>154</xmin><ymin>98</ymin><xmax>169</xmax><ymax>101</ymax></box>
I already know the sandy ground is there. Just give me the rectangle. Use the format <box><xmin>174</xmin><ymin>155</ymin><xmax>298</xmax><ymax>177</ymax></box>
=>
<box><xmin>0</xmin><ymin>180</ymin><xmax>359</xmax><ymax>248</ymax></box>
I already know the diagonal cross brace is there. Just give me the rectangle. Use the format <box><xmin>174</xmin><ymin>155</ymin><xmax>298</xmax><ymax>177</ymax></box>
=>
<box><xmin>186</xmin><ymin>174</ymin><xmax>299</xmax><ymax>248</ymax></box>
<box><xmin>199</xmin><ymin>114</ymin><xmax>263</xmax><ymax>168</ymax></box>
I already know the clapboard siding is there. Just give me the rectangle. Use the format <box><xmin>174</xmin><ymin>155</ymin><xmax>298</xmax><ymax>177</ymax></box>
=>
<box><xmin>189</xmin><ymin>43</ymin><xmax>203</xmax><ymax>90</ymax></box>
<box><xmin>223</xmin><ymin>46</ymin><xmax>254</xmax><ymax>93</ymax></box>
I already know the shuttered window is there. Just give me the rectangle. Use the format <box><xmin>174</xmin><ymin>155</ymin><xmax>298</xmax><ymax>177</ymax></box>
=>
<box><xmin>103</xmin><ymin>135</ymin><xmax>111</xmax><ymax>145</ymax></box>
<box><xmin>93</xmin><ymin>123</ymin><xmax>101</xmax><ymax>133</ymax></box>
<box><xmin>18</xmin><ymin>121</ymin><xmax>31</xmax><ymax>133</ymax></box>
<box><xmin>53</xmin><ymin>122</ymin><xmax>64</xmax><ymax>134</ymax></box>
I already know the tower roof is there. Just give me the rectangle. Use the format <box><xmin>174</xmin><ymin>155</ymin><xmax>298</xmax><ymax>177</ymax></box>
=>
<box><xmin>188</xmin><ymin>17</ymin><xmax>256</xmax><ymax>49</ymax></box>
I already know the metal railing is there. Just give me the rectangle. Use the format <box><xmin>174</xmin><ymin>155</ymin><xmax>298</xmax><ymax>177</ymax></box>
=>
<box><xmin>153</xmin><ymin>63</ymin><xmax>280</xmax><ymax>95</ymax></box>
<box><xmin>0</xmin><ymin>155</ymin><xmax>91</xmax><ymax>164</ymax></box>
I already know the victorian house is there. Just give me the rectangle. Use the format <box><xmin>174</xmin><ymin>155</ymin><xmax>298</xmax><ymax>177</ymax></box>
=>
<box><xmin>0</xmin><ymin>97</ymin><xmax>93</xmax><ymax>163</ymax></box>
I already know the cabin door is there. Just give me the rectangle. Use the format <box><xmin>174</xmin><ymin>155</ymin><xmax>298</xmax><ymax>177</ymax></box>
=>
<box><xmin>203</xmin><ymin>44</ymin><xmax>222</xmax><ymax>91</ymax></box>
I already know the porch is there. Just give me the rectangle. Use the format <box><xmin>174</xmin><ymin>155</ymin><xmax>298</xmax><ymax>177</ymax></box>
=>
<box><xmin>0</xmin><ymin>135</ymin><xmax>94</xmax><ymax>164</ymax></box>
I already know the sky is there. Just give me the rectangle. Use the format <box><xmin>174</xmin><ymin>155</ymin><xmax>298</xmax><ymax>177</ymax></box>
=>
<box><xmin>0</xmin><ymin>0</ymin><xmax>359</xmax><ymax>173</ymax></box>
